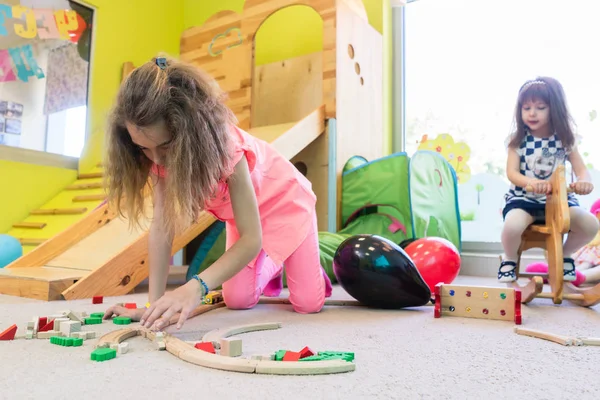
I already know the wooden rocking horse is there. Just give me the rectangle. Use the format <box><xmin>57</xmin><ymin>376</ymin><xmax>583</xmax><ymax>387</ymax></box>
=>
<box><xmin>508</xmin><ymin>165</ymin><xmax>600</xmax><ymax>307</ymax></box>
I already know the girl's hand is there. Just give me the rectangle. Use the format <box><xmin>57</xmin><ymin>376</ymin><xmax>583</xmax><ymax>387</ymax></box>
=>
<box><xmin>140</xmin><ymin>280</ymin><xmax>203</xmax><ymax>331</ymax></box>
<box><xmin>103</xmin><ymin>305</ymin><xmax>146</xmax><ymax>322</ymax></box>
<box><xmin>526</xmin><ymin>180</ymin><xmax>552</xmax><ymax>194</ymax></box>
<box><xmin>570</xmin><ymin>181</ymin><xmax>594</xmax><ymax>195</ymax></box>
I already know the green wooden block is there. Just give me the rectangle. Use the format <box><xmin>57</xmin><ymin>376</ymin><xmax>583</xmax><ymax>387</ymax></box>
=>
<box><xmin>300</xmin><ymin>351</ymin><xmax>355</xmax><ymax>362</ymax></box>
<box><xmin>90</xmin><ymin>312</ymin><xmax>104</xmax><ymax>319</ymax></box>
<box><xmin>84</xmin><ymin>317</ymin><xmax>102</xmax><ymax>325</ymax></box>
<box><xmin>113</xmin><ymin>316</ymin><xmax>131</xmax><ymax>325</ymax></box>
<box><xmin>91</xmin><ymin>348</ymin><xmax>117</xmax><ymax>362</ymax></box>
<box><xmin>274</xmin><ymin>350</ymin><xmax>287</xmax><ymax>361</ymax></box>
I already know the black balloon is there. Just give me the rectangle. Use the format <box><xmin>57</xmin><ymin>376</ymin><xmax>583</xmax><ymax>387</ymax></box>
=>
<box><xmin>333</xmin><ymin>234</ymin><xmax>431</xmax><ymax>309</ymax></box>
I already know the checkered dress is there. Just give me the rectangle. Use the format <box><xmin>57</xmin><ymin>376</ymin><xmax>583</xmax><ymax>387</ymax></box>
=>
<box><xmin>504</xmin><ymin>132</ymin><xmax>578</xmax><ymax>206</ymax></box>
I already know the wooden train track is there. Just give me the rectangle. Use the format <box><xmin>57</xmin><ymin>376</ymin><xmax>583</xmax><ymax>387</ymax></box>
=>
<box><xmin>96</xmin><ymin>321</ymin><xmax>355</xmax><ymax>375</ymax></box>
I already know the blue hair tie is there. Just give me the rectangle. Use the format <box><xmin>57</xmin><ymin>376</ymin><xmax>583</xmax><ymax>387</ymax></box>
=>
<box><xmin>156</xmin><ymin>57</ymin><xmax>167</xmax><ymax>70</ymax></box>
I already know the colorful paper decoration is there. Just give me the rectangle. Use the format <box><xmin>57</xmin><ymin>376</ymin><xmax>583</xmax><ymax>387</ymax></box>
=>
<box><xmin>0</xmin><ymin>4</ymin><xmax>12</xmax><ymax>36</ymax></box>
<box><xmin>36</xmin><ymin>8</ymin><xmax>61</xmax><ymax>39</ymax></box>
<box><xmin>13</xmin><ymin>5</ymin><xmax>37</xmax><ymax>39</ymax></box>
<box><xmin>0</xmin><ymin>4</ymin><xmax>82</xmax><ymax>41</ymax></box>
<box><xmin>418</xmin><ymin>133</ymin><xmax>472</xmax><ymax>184</ymax></box>
<box><xmin>0</xmin><ymin>49</ymin><xmax>16</xmax><ymax>83</ymax></box>
<box><xmin>8</xmin><ymin>44</ymin><xmax>45</xmax><ymax>82</ymax></box>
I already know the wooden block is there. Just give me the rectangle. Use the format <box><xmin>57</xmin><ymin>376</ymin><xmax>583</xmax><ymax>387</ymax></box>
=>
<box><xmin>219</xmin><ymin>337</ymin><xmax>242</xmax><ymax>357</ymax></box>
<box><xmin>282</xmin><ymin>351</ymin><xmax>301</xmax><ymax>361</ymax></box>
<box><xmin>300</xmin><ymin>346</ymin><xmax>315</xmax><ymax>359</ymax></box>
<box><xmin>434</xmin><ymin>283</ymin><xmax>521</xmax><ymax>324</ymax></box>
<box><xmin>92</xmin><ymin>296</ymin><xmax>103</xmax><ymax>304</ymax></box>
<box><xmin>12</xmin><ymin>222</ymin><xmax>46</xmax><ymax>229</ymax></box>
<box><xmin>118</xmin><ymin>342</ymin><xmax>129</xmax><ymax>354</ymax></box>
<box><xmin>52</xmin><ymin>317</ymin><xmax>70</xmax><ymax>332</ymax></box>
<box><xmin>194</xmin><ymin>342</ymin><xmax>215</xmax><ymax>354</ymax></box>
<box><xmin>66</xmin><ymin>311</ymin><xmax>83</xmax><ymax>324</ymax></box>
<box><xmin>25</xmin><ymin>329</ymin><xmax>34</xmax><ymax>340</ymax></box>
<box><xmin>32</xmin><ymin>316</ymin><xmax>39</xmax><ymax>334</ymax></box>
<box><xmin>59</xmin><ymin>321</ymin><xmax>81</xmax><ymax>337</ymax></box>
<box><xmin>0</xmin><ymin>324</ymin><xmax>17</xmax><ymax>340</ymax></box>
<box><xmin>37</xmin><ymin>330</ymin><xmax>62</xmax><ymax>339</ymax></box>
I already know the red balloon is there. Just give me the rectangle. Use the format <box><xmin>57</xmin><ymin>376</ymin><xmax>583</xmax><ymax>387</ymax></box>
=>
<box><xmin>404</xmin><ymin>237</ymin><xmax>461</xmax><ymax>292</ymax></box>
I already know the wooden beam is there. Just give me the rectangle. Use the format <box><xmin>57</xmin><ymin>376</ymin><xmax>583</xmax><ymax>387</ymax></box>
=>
<box><xmin>72</xmin><ymin>194</ymin><xmax>106</xmax><ymax>202</ymax></box>
<box><xmin>78</xmin><ymin>172</ymin><xmax>103</xmax><ymax>179</ymax></box>
<box><xmin>12</xmin><ymin>222</ymin><xmax>46</xmax><ymax>229</ymax></box>
<box><xmin>65</xmin><ymin>182</ymin><xmax>103</xmax><ymax>190</ymax></box>
<box><xmin>30</xmin><ymin>208</ymin><xmax>88</xmax><ymax>215</ymax></box>
<box><xmin>6</xmin><ymin>204</ymin><xmax>116</xmax><ymax>269</ymax></box>
<box><xmin>18</xmin><ymin>238</ymin><xmax>46</xmax><ymax>246</ymax></box>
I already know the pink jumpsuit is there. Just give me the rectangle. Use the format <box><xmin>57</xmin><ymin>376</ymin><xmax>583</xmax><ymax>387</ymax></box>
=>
<box><xmin>152</xmin><ymin>125</ymin><xmax>331</xmax><ymax>313</ymax></box>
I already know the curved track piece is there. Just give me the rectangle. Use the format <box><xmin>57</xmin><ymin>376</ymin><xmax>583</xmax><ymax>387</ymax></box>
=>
<box><xmin>563</xmin><ymin>283</ymin><xmax>600</xmax><ymax>307</ymax></box>
<box><xmin>509</xmin><ymin>277</ymin><xmax>543</xmax><ymax>303</ymax></box>
<box><xmin>95</xmin><ymin>323</ymin><xmax>355</xmax><ymax>375</ymax></box>
<box><xmin>96</xmin><ymin>327</ymin><xmax>143</xmax><ymax>348</ymax></box>
<box><xmin>202</xmin><ymin>322</ymin><xmax>282</xmax><ymax>348</ymax></box>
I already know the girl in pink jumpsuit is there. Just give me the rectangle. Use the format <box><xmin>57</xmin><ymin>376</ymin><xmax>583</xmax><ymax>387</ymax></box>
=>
<box><xmin>103</xmin><ymin>56</ymin><xmax>332</xmax><ymax>330</ymax></box>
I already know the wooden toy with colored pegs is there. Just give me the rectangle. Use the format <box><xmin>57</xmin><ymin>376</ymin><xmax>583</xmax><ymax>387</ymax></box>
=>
<box><xmin>434</xmin><ymin>283</ymin><xmax>522</xmax><ymax>324</ymax></box>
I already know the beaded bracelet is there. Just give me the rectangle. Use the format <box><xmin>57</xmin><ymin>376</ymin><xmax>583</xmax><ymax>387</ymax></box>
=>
<box><xmin>192</xmin><ymin>274</ymin><xmax>209</xmax><ymax>301</ymax></box>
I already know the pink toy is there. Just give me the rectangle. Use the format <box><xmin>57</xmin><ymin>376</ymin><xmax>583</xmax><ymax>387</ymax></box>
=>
<box><xmin>590</xmin><ymin>199</ymin><xmax>600</xmax><ymax>217</ymax></box>
<box><xmin>525</xmin><ymin>262</ymin><xmax>586</xmax><ymax>286</ymax></box>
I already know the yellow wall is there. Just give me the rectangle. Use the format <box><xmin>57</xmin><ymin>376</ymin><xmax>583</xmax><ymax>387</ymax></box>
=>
<box><xmin>78</xmin><ymin>0</ymin><xmax>184</xmax><ymax>173</ymax></box>
<box><xmin>255</xmin><ymin>5</ymin><xmax>323</xmax><ymax>66</ymax></box>
<box><xmin>0</xmin><ymin>161</ymin><xmax>77</xmax><ymax>233</ymax></box>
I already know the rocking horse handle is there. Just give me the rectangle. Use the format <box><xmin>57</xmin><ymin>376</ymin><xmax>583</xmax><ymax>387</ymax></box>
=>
<box><xmin>524</xmin><ymin>183</ymin><xmax>574</xmax><ymax>194</ymax></box>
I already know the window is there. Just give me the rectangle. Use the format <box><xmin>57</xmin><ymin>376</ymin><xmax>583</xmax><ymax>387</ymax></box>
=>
<box><xmin>0</xmin><ymin>0</ymin><xmax>93</xmax><ymax>158</ymax></box>
<box><xmin>403</xmin><ymin>0</ymin><xmax>600</xmax><ymax>246</ymax></box>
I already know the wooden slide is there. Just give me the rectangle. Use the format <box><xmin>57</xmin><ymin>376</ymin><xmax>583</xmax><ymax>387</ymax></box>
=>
<box><xmin>0</xmin><ymin>106</ymin><xmax>326</xmax><ymax>301</ymax></box>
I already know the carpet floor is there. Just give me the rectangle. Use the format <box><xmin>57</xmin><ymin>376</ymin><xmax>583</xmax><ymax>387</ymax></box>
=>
<box><xmin>1</xmin><ymin>276</ymin><xmax>599</xmax><ymax>400</ymax></box>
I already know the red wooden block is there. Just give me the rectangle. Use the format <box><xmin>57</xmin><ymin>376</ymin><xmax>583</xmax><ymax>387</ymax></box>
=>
<box><xmin>92</xmin><ymin>296</ymin><xmax>103</xmax><ymax>304</ymax></box>
<box><xmin>282</xmin><ymin>351</ymin><xmax>301</xmax><ymax>361</ymax></box>
<box><xmin>194</xmin><ymin>342</ymin><xmax>215</xmax><ymax>354</ymax></box>
<box><xmin>299</xmin><ymin>346</ymin><xmax>315</xmax><ymax>359</ymax></box>
<box><xmin>38</xmin><ymin>317</ymin><xmax>47</xmax><ymax>329</ymax></box>
<box><xmin>0</xmin><ymin>324</ymin><xmax>17</xmax><ymax>341</ymax></box>
<box><xmin>124</xmin><ymin>303</ymin><xmax>137</xmax><ymax>309</ymax></box>
<box><xmin>433</xmin><ymin>283</ymin><xmax>442</xmax><ymax>318</ymax></box>
<box><xmin>514</xmin><ymin>289</ymin><xmax>522</xmax><ymax>325</ymax></box>
<box><xmin>39</xmin><ymin>319</ymin><xmax>54</xmax><ymax>332</ymax></box>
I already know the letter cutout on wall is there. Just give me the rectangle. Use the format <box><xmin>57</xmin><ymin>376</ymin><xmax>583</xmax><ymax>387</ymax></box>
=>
<box><xmin>0</xmin><ymin>4</ymin><xmax>12</xmax><ymax>36</ymax></box>
<box><xmin>54</xmin><ymin>9</ymin><xmax>78</xmax><ymax>40</ymax></box>
<box><xmin>9</xmin><ymin>44</ymin><xmax>45</xmax><ymax>82</ymax></box>
<box><xmin>35</xmin><ymin>8</ymin><xmax>60</xmax><ymax>39</ymax></box>
<box><xmin>69</xmin><ymin>12</ymin><xmax>86</xmax><ymax>43</ymax></box>
<box><xmin>13</xmin><ymin>5</ymin><xmax>37</xmax><ymax>39</ymax></box>
<box><xmin>0</xmin><ymin>49</ymin><xmax>16</xmax><ymax>82</ymax></box>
